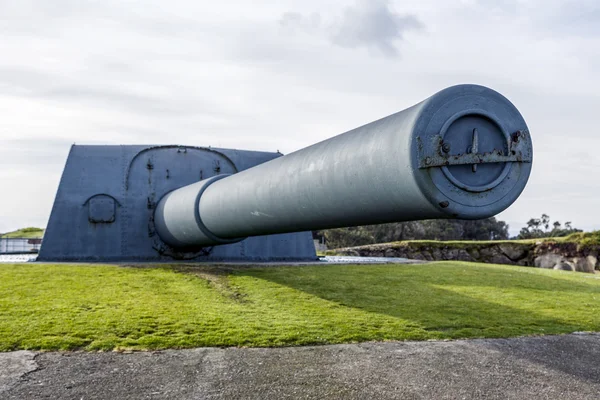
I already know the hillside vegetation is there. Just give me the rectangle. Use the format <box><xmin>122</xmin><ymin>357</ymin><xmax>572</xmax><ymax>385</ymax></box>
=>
<box><xmin>323</xmin><ymin>232</ymin><xmax>600</xmax><ymax>253</ymax></box>
<box><xmin>322</xmin><ymin>232</ymin><xmax>600</xmax><ymax>273</ymax></box>
<box><xmin>0</xmin><ymin>262</ymin><xmax>599</xmax><ymax>351</ymax></box>
<box><xmin>563</xmin><ymin>231</ymin><xmax>600</xmax><ymax>247</ymax></box>
<box><xmin>0</xmin><ymin>227</ymin><xmax>44</xmax><ymax>238</ymax></box>
<box><xmin>316</xmin><ymin>214</ymin><xmax>582</xmax><ymax>249</ymax></box>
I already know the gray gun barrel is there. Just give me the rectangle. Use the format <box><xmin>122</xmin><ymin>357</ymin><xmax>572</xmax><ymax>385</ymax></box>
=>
<box><xmin>154</xmin><ymin>84</ymin><xmax>533</xmax><ymax>248</ymax></box>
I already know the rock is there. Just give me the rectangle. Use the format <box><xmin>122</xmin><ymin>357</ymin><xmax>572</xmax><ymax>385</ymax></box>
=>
<box><xmin>411</xmin><ymin>253</ymin><xmax>426</xmax><ymax>261</ymax></box>
<box><xmin>534</xmin><ymin>254</ymin><xmax>564</xmax><ymax>269</ymax></box>
<box><xmin>498</xmin><ymin>244</ymin><xmax>528</xmax><ymax>261</ymax></box>
<box><xmin>571</xmin><ymin>257</ymin><xmax>596</xmax><ymax>273</ymax></box>
<box><xmin>447</xmin><ymin>249</ymin><xmax>459</xmax><ymax>259</ymax></box>
<box><xmin>489</xmin><ymin>254</ymin><xmax>513</xmax><ymax>265</ymax></box>
<box><xmin>397</xmin><ymin>251</ymin><xmax>409</xmax><ymax>258</ymax></box>
<box><xmin>517</xmin><ymin>258</ymin><xmax>530</xmax><ymax>266</ymax></box>
<box><xmin>384</xmin><ymin>249</ymin><xmax>397</xmax><ymax>258</ymax></box>
<box><xmin>333</xmin><ymin>240</ymin><xmax>599</xmax><ymax>274</ymax></box>
<box><xmin>554</xmin><ymin>262</ymin><xmax>574</xmax><ymax>272</ymax></box>
<box><xmin>588</xmin><ymin>255</ymin><xmax>598</xmax><ymax>271</ymax></box>
<box><xmin>468</xmin><ymin>248</ymin><xmax>480</xmax><ymax>260</ymax></box>
<box><xmin>456</xmin><ymin>249</ymin><xmax>473</xmax><ymax>262</ymax></box>
<box><xmin>478</xmin><ymin>247</ymin><xmax>497</xmax><ymax>262</ymax></box>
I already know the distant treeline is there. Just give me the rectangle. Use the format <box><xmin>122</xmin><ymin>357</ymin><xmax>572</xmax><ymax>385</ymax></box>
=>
<box><xmin>315</xmin><ymin>214</ymin><xmax>581</xmax><ymax>249</ymax></box>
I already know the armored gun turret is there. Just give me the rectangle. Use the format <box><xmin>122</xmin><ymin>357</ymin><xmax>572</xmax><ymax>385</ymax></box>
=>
<box><xmin>39</xmin><ymin>84</ymin><xmax>532</xmax><ymax>262</ymax></box>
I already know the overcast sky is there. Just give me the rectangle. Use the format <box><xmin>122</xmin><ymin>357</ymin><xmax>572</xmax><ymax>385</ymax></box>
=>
<box><xmin>1</xmin><ymin>0</ymin><xmax>599</xmax><ymax>236</ymax></box>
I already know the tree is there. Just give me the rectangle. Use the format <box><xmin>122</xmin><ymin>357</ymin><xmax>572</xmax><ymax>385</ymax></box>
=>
<box><xmin>565</xmin><ymin>221</ymin><xmax>573</xmax><ymax>230</ymax></box>
<box><xmin>541</xmin><ymin>214</ymin><xmax>550</xmax><ymax>232</ymax></box>
<box><xmin>516</xmin><ymin>214</ymin><xmax>581</xmax><ymax>239</ymax></box>
<box><xmin>317</xmin><ymin>217</ymin><xmax>509</xmax><ymax>249</ymax></box>
<box><xmin>321</xmin><ymin>227</ymin><xmax>375</xmax><ymax>249</ymax></box>
<box><xmin>553</xmin><ymin>221</ymin><xmax>561</xmax><ymax>231</ymax></box>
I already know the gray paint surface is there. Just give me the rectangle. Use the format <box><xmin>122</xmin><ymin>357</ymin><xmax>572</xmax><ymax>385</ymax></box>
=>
<box><xmin>154</xmin><ymin>174</ymin><xmax>244</xmax><ymax>248</ymax></box>
<box><xmin>3</xmin><ymin>334</ymin><xmax>599</xmax><ymax>399</ymax></box>
<box><xmin>40</xmin><ymin>85</ymin><xmax>532</xmax><ymax>259</ymax></box>
<box><xmin>156</xmin><ymin>85</ymin><xmax>532</xmax><ymax>247</ymax></box>
<box><xmin>38</xmin><ymin>145</ymin><xmax>316</xmax><ymax>262</ymax></box>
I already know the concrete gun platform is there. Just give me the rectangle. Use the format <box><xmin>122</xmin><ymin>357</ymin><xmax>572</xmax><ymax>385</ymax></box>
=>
<box><xmin>2</xmin><ymin>333</ymin><xmax>599</xmax><ymax>399</ymax></box>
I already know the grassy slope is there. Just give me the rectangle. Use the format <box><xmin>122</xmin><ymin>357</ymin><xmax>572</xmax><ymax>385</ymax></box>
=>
<box><xmin>0</xmin><ymin>262</ymin><xmax>599</xmax><ymax>351</ymax></box>
<box><xmin>1</xmin><ymin>227</ymin><xmax>44</xmax><ymax>238</ymax></box>
<box><xmin>563</xmin><ymin>231</ymin><xmax>600</xmax><ymax>247</ymax></box>
<box><xmin>322</xmin><ymin>231</ymin><xmax>600</xmax><ymax>254</ymax></box>
<box><xmin>321</xmin><ymin>239</ymin><xmax>548</xmax><ymax>255</ymax></box>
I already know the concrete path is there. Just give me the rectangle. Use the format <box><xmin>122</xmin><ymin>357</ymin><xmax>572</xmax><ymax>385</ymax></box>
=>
<box><xmin>2</xmin><ymin>334</ymin><xmax>600</xmax><ymax>399</ymax></box>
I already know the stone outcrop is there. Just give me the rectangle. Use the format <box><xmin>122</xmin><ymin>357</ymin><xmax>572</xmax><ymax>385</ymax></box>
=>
<box><xmin>331</xmin><ymin>240</ymin><xmax>599</xmax><ymax>273</ymax></box>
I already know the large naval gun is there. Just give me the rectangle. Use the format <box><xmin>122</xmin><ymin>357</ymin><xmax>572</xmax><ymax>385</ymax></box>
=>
<box><xmin>39</xmin><ymin>84</ymin><xmax>533</xmax><ymax>262</ymax></box>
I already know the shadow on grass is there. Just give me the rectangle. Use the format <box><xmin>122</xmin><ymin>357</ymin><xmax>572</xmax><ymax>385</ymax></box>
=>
<box><xmin>234</xmin><ymin>262</ymin><xmax>600</xmax><ymax>381</ymax></box>
<box><xmin>235</xmin><ymin>263</ymin><xmax>599</xmax><ymax>338</ymax></box>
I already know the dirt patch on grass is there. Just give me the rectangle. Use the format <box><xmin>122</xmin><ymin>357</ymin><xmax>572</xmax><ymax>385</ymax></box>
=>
<box><xmin>127</xmin><ymin>264</ymin><xmax>252</xmax><ymax>303</ymax></box>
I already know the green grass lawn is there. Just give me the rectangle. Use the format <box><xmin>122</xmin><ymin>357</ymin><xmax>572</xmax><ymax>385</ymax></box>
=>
<box><xmin>0</xmin><ymin>262</ymin><xmax>599</xmax><ymax>351</ymax></box>
<box><xmin>1</xmin><ymin>227</ymin><xmax>44</xmax><ymax>238</ymax></box>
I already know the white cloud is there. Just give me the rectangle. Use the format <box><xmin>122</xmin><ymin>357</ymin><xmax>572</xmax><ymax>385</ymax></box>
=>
<box><xmin>0</xmin><ymin>0</ymin><xmax>599</xmax><ymax>237</ymax></box>
<box><xmin>280</xmin><ymin>0</ymin><xmax>423</xmax><ymax>57</ymax></box>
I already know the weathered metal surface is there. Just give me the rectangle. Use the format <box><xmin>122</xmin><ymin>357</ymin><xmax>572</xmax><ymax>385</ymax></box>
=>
<box><xmin>155</xmin><ymin>84</ymin><xmax>533</xmax><ymax>247</ymax></box>
<box><xmin>153</xmin><ymin>174</ymin><xmax>245</xmax><ymax>249</ymax></box>
<box><xmin>38</xmin><ymin>145</ymin><xmax>316</xmax><ymax>262</ymax></box>
<box><xmin>85</xmin><ymin>194</ymin><xmax>120</xmax><ymax>224</ymax></box>
<box><xmin>40</xmin><ymin>84</ymin><xmax>533</xmax><ymax>260</ymax></box>
<box><xmin>418</xmin><ymin>129</ymin><xmax>532</xmax><ymax>169</ymax></box>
